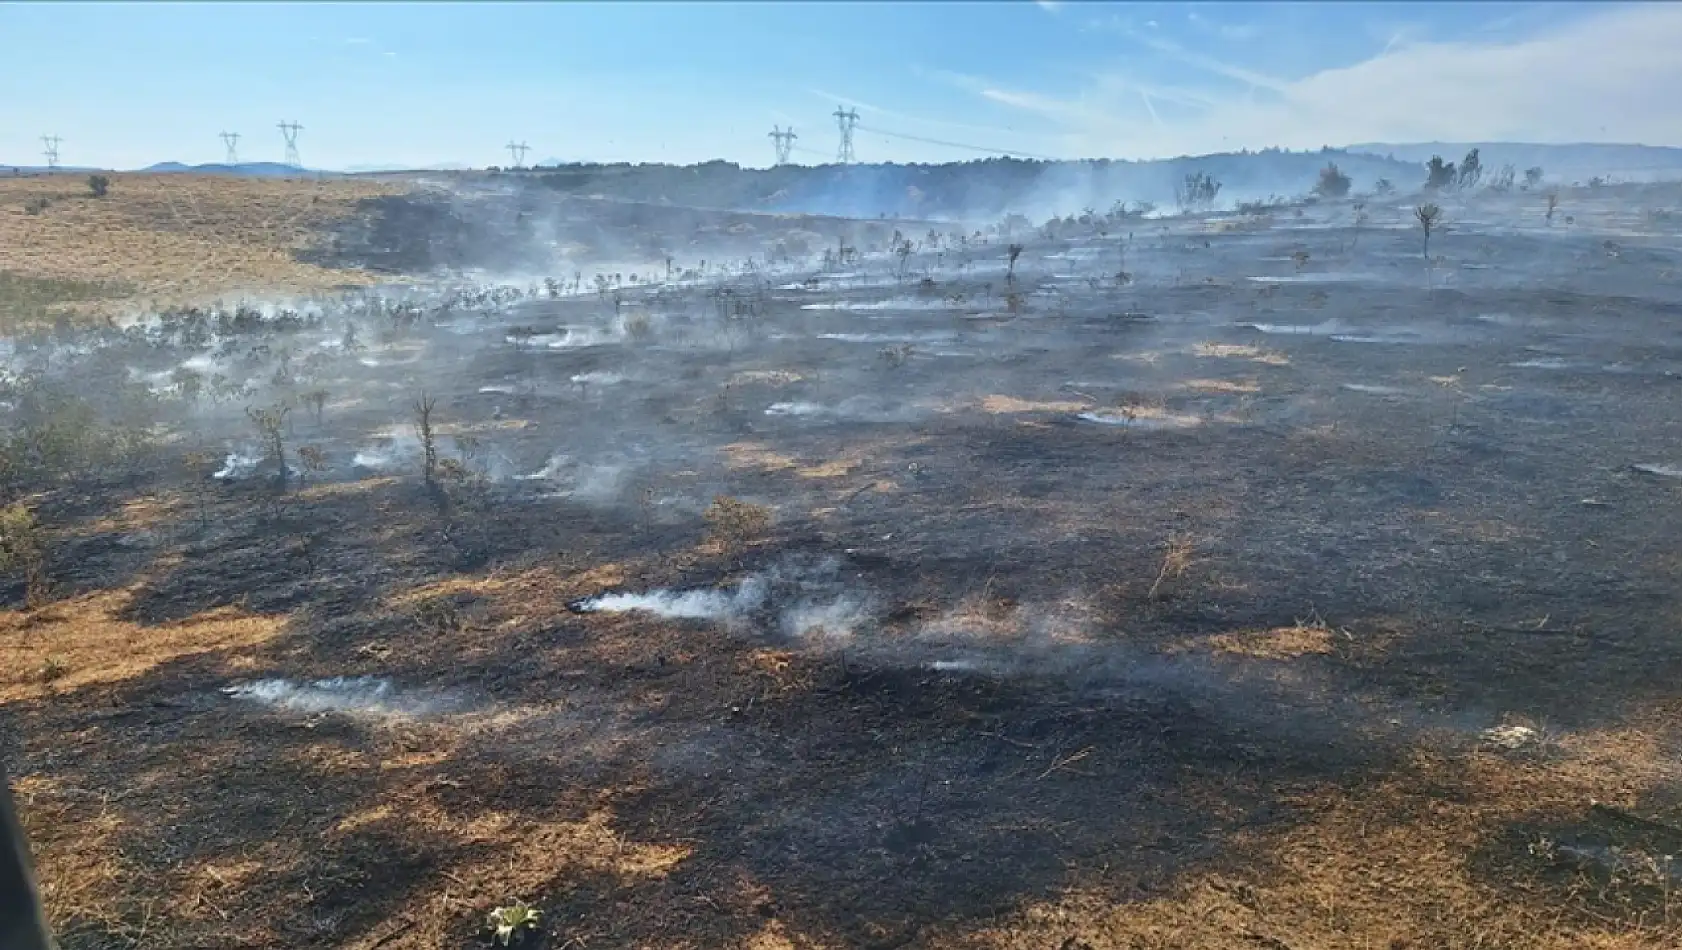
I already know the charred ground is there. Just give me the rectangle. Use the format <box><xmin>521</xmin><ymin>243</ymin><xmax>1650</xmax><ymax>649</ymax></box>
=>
<box><xmin>5</xmin><ymin>180</ymin><xmax>1682</xmax><ymax>949</ymax></box>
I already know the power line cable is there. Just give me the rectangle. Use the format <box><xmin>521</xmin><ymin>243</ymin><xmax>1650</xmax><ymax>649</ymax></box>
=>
<box><xmin>854</xmin><ymin>123</ymin><xmax>1063</xmax><ymax>161</ymax></box>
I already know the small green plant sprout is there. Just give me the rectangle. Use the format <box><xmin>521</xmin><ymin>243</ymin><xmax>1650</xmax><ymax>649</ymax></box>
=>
<box><xmin>486</xmin><ymin>901</ymin><xmax>542</xmax><ymax>946</ymax></box>
<box><xmin>1415</xmin><ymin>203</ymin><xmax>1443</xmax><ymax>258</ymax></box>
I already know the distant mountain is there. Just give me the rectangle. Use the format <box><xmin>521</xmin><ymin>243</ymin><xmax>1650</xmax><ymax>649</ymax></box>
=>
<box><xmin>140</xmin><ymin>161</ymin><xmax>312</xmax><ymax>177</ymax></box>
<box><xmin>1347</xmin><ymin>142</ymin><xmax>1682</xmax><ymax>183</ymax></box>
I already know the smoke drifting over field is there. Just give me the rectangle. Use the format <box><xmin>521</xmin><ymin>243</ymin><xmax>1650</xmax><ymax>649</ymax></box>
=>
<box><xmin>18</xmin><ymin>146</ymin><xmax>1682</xmax><ymax>950</ymax></box>
<box><xmin>10</xmin><ymin>169</ymin><xmax>1682</xmax><ymax>733</ymax></box>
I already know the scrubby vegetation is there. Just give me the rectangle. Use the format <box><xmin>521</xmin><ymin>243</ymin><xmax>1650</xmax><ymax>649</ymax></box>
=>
<box><xmin>1175</xmin><ymin>171</ymin><xmax>1224</xmax><ymax>213</ymax></box>
<box><xmin>1313</xmin><ymin>162</ymin><xmax>1352</xmax><ymax>199</ymax></box>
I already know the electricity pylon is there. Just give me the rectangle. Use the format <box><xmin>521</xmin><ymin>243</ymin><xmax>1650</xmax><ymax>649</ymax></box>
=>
<box><xmin>769</xmin><ymin>126</ymin><xmax>797</xmax><ymax>165</ymax></box>
<box><xmin>833</xmin><ymin>107</ymin><xmax>859</xmax><ymax>164</ymax></box>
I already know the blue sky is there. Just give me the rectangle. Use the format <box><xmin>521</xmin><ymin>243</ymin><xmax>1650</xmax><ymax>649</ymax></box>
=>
<box><xmin>2</xmin><ymin>1</ymin><xmax>1677</xmax><ymax>170</ymax></box>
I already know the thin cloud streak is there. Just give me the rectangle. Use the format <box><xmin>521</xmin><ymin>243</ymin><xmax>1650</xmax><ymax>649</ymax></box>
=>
<box><xmin>807</xmin><ymin>86</ymin><xmax>1028</xmax><ymax>140</ymax></box>
<box><xmin>971</xmin><ymin>3</ymin><xmax>1682</xmax><ymax>159</ymax></box>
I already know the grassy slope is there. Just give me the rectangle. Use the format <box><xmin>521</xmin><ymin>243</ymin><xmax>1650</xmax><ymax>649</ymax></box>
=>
<box><xmin>0</xmin><ymin>173</ymin><xmax>404</xmax><ymax>326</ymax></box>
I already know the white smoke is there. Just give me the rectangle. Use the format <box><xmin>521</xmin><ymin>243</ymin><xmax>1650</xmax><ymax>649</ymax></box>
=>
<box><xmin>571</xmin><ymin>462</ymin><xmax>629</xmax><ymax>503</ymax></box>
<box><xmin>520</xmin><ymin>453</ymin><xmax>632</xmax><ymax>504</ymax></box>
<box><xmin>781</xmin><ymin>594</ymin><xmax>874</xmax><ymax>646</ymax></box>
<box><xmin>222</xmin><ymin>676</ymin><xmax>458</xmax><ymax>718</ymax></box>
<box><xmin>352</xmin><ymin>428</ymin><xmax>424</xmax><ymax>471</ymax></box>
<box><xmin>214</xmin><ymin>450</ymin><xmax>263</xmax><ymax>481</ymax></box>
<box><xmin>571</xmin><ymin>556</ymin><xmax>875</xmax><ymax>641</ymax></box>
<box><xmin>574</xmin><ymin>575</ymin><xmax>770</xmax><ymax>620</ymax></box>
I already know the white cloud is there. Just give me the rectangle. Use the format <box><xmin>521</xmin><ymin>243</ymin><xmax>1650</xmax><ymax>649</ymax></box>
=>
<box><xmin>1186</xmin><ymin>10</ymin><xmax>1259</xmax><ymax>42</ymax></box>
<box><xmin>975</xmin><ymin>3</ymin><xmax>1682</xmax><ymax>158</ymax></box>
<box><xmin>1035</xmin><ymin>0</ymin><xmax>1063</xmax><ymax>12</ymax></box>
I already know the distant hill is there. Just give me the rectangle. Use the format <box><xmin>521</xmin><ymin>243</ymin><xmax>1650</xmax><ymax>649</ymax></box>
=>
<box><xmin>1347</xmin><ymin>142</ymin><xmax>1682</xmax><ymax>184</ymax></box>
<box><xmin>495</xmin><ymin>148</ymin><xmax>1422</xmax><ymax>221</ymax></box>
<box><xmin>5</xmin><ymin>165</ymin><xmax>101</xmax><ymax>175</ymax></box>
<box><xmin>141</xmin><ymin>161</ymin><xmax>314</xmax><ymax>177</ymax></box>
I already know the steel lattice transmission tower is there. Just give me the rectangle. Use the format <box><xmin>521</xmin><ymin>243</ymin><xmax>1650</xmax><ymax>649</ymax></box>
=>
<box><xmin>40</xmin><ymin>135</ymin><xmax>61</xmax><ymax>172</ymax></box>
<box><xmin>277</xmin><ymin>121</ymin><xmax>303</xmax><ymax>167</ymax></box>
<box><xmin>833</xmin><ymin>108</ymin><xmax>859</xmax><ymax>164</ymax></box>
<box><xmin>768</xmin><ymin>126</ymin><xmax>797</xmax><ymax>165</ymax></box>
<box><xmin>505</xmin><ymin>141</ymin><xmax>530</xmax><ymax>169</ymax></box>
<box><xmin>220</xmin><ymin>131</ymin><xmax>241</xmax><ymax>165</ymax></box>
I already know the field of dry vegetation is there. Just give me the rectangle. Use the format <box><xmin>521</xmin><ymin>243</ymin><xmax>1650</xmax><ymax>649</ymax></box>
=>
<box><xmin>5</xmin><ymin>175</ymin><xmax>1682</xmax><ymax>950</ymax></box>
<box><xmin>0</xmin><ymin>173</ymin><xmax>401</xmax><ymax>327</ymax></box>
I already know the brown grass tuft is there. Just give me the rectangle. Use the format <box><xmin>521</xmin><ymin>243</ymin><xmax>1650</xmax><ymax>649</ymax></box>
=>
<box><xmin>1192</xmin><ymin>342</ymin><xmax>1291</xmax><ymax>366</ymax></box>
<box><xmin>0</xmin><ymin>588</ymin><xmax>285</xmax><ymax>702</ymax></box>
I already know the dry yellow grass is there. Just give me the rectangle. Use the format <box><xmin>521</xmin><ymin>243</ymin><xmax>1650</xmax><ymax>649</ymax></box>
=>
<box><xmin>723</xmin><ymin>441</ymin><xmax>798</xmax><ymax>473</ymax></box>
<box><xmin>0</xmin><ymin>587</ymin><xmax>286</xmax><ymax>702</ymax></box>
<box><xmin>937</xmin><ymin>716</ymin><xmax>1682</xmax><ymax>950</ymax></box>
<box><xmin>295</xmin><ymin>475</ymin><xmax>402</xmax><ymax>501</ymax></box>
<box><xmin>1192</xmin><ymin>341</ymin><xmax>1291</xmax><ymax>366</ymax></box>
<box><xmin>730</xmin><ymin>370</ymin><xmax>806</xmax><ymax>387</ymax></box>
<box><xmin>979</xmin><ymin>394</ymin><xmax>1091</xmax><ymax>414</ymax></box>
<box><xmin>1203</xmin><ymin>622</ymin><xmax>1338</xmax><ymax>658</ymax></box>
<box><xmin>59</xmin><ymin>493</ymin><xmax>186</xmax><ymax>537</ymax></box>
<box><xmin>1180</xmin><ymin>377</ymin><xmax>1262</xmax><ymax>394</ymax></box>
<box><xmin>0</xmin><ymin>172</ymin><xmax>404</xmax><ymax>317</ymax></box>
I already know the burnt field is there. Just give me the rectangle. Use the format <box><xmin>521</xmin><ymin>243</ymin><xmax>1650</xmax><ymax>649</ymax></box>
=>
<box><xmin>8</xmin><ymin>184</ymin><xmax>1682</xmax><ymax>949</ymax></box>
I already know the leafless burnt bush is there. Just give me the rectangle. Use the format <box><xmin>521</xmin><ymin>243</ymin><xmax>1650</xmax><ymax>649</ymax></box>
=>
<box><xmin>414</xmin><ymin>391</ymin><xmax>438</xmax><ymax>488</ymax></box>
<box><xmin>245</xmin><ymin>404</ymin><xmax>290</xmax><ymax>492</ymax></box>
